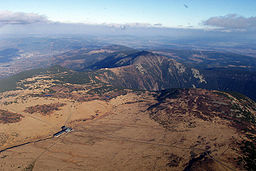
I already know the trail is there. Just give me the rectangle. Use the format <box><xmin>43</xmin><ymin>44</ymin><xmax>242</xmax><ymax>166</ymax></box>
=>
<box><xmin>28</xmin><ymin>100</ymin><xmax>74</xmax><ymax>170</ymax></box>
<box><xmin>0</xmin><ymin>137</ymin><xmax>53</xmax><ymax>154</ymax></box>
<box><xmin>0</xmin><ymin>101</ymin><xmax>74</xmax><ymax>154</ymax></box>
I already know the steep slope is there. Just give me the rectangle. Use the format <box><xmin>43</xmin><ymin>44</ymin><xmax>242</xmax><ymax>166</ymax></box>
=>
<box><xmin>153</xmin><ymin>49</ymin><xmax>256</xmax><ymax>100</ymax></box>
<box><xmin>201</xmin><ymin>68</ymin><xmax>256</xmax><ymax>101</ymax></box>
<box><xmin>93</xmin><ymin>51</ymin><xmax>207</xmax><ymax>90</ymax></box>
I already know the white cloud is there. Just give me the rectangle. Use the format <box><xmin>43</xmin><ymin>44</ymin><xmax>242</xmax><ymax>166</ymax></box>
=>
<box><xmin>0</xmin><ymin>11</ymin><xmax>49</xmax><ymax>25</ymax></box>
<box><xmin>203</xmin><ymin>14</ymin><xmax>256</xmax><ymax>31</ymax></box>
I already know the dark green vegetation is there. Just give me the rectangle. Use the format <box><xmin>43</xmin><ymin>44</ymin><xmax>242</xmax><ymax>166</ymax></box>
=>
<box><xmin>53</xmin><ymin>71</ymin><xmax>91</xmax><ymax>84</ymax></box>
<box><xmin>215</xmin><ymin>91</ymin><xmax>256</xmax><ymax>127</ymax></box>
<box><xmin>200</xmin><ymin>68</ymin><xmax>256</xmax><ymax>101</ymax></box>
<box><xmin>0</xmin><ymin>65</ymin><xmax>69</xmax><ymax>93</ymax></box>
<box><xmin>0</xmin><ymin>44</ymin><xmax>255</xmax><ymax>170</ymax></box>
<box><xmin>148</xmin><ymin>89</ymin><xmax>256</xmax><ymax>130</ymax></box>
<box><xmin>1</xmin><ymin>38</ymin><xmax>256</xmax><ymax>100</ymax></box>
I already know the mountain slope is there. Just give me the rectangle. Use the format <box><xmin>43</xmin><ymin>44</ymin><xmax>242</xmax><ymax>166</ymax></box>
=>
<box><xmin>92</xmin><ymin>51</ymin><xmax>207</xmax><ymax>90</ymax></box>
<box><xmin>201</xmin><ymin>68</ymin><xmax>256</xmax><ymax>100</ymax></box>
<box><xmin>87</xmin><ymin>50</ymin><xmax>256</xmax><ymax>100</ymax></box>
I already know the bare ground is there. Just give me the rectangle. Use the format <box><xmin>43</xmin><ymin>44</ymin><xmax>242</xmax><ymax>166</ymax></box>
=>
<box><xmin>0</xmin><ymin>92</ymin><xmax>244</xmax><ymax>171</ymax></box>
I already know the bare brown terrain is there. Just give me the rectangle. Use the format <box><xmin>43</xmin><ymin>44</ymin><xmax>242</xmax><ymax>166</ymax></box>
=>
<box><xmin>0</xmin><ymin>74</ymin><xmax>255</xmax><ymax>171</ymax></box>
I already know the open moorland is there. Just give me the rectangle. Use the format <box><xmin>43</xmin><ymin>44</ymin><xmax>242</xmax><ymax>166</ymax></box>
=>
<box><xmin>0</xmin><ymin>70</ymin><xmax>255</xmax><ymax>170</ymax></box>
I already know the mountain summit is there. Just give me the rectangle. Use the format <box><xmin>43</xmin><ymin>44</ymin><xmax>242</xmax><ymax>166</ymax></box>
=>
<box><xmin>91</xmin><ymin>51</ymin><xmax>207</xmax><ymax>90</ymax></box>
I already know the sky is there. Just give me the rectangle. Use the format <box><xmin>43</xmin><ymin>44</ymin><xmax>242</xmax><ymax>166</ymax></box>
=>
<box><xmin>0</xmin><ymin>0</ymin><xmax>255</xmax><ymax>27</ymax></box>
<box><xmin>0</xmin><ymin>0</ymin><xmax>256</xmax><ymax>36</ymax></box>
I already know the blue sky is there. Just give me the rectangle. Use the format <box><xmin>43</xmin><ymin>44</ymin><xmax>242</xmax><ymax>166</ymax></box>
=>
<box><xmin>1</xmin><ymin>0</ymin><xmax>256</xmax><ymax>28</ymax></box>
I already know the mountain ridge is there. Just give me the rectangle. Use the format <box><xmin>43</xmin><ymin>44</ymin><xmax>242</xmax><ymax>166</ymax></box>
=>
<box><xmin>0</xmin><ymin>47</ymin><xmax>256</xmax><ymax>100</ymax></box>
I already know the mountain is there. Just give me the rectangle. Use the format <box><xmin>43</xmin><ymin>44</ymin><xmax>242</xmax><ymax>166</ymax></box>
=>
<box><xmin>91</xmin><ymin>51</ymin><xmax>207</xmax><ymax>90</ymax></box>
<box><xmin>1</xmin><ymin>48</ymin><xmax>256</xmax><ymax>100</ymax></box>
<box><xmin>87</xmin><ymin>50</ymin><xmax>256</xmax><ymax>100</ymax></box>
<box><xmin>151</xmin><ymin>49</ymin><xmax>256</xmax><ymax>100</ymax></box>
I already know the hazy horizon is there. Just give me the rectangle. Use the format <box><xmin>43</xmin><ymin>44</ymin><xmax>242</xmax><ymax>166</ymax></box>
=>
<box><xmin>0</xmin><ymin>0</ymin><xmax>256</xmax><ymax>40</ymax></box>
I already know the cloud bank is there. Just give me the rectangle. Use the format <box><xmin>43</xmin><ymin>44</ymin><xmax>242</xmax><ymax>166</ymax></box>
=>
<box><xmin>203</xmin><ymin>14</ymin><xmax>256</xmax><ymax>31</ymax></box>
<box><xmin>0</xmin><ymin>11</ymin><xmax>255</xmax><ymax>41</ymax></box>
<box><xmin>0</xmin><ymin>11</ymin><xmax>49</xmax><ymax>25</ymax></box>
